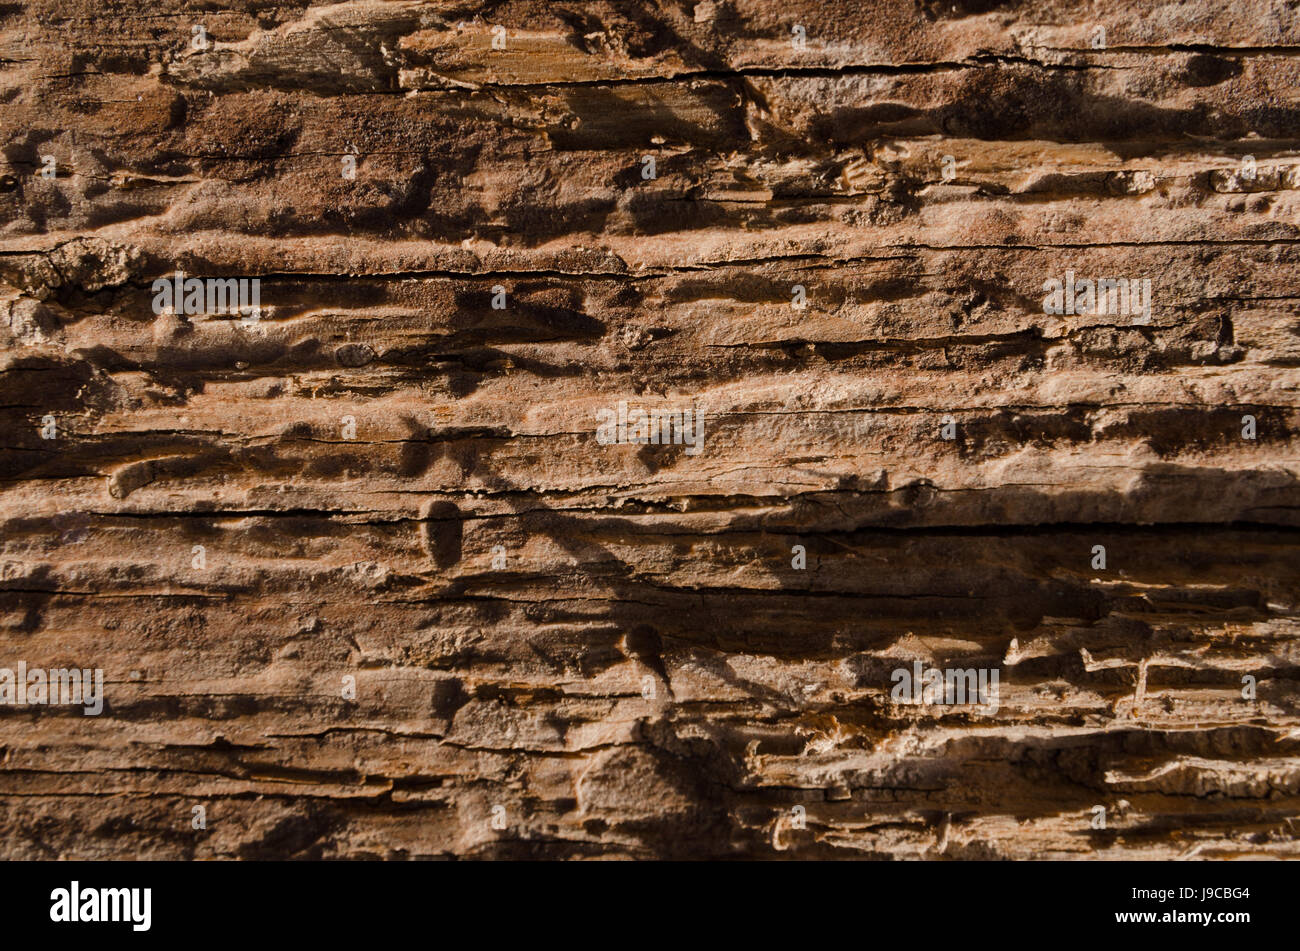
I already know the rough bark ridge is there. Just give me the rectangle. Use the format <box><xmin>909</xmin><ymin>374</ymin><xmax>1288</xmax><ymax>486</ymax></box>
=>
<box><xmin>1</xmin><ymin>0</ymin><xmax>1298</xmax><ymax>860</ymax></box>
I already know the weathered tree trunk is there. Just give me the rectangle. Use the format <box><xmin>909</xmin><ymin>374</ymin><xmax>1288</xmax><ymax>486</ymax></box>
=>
<box><xmin>1</xmin><ymin>0</ymin><xmax>1298</xmax><ymax>859</ymax></box>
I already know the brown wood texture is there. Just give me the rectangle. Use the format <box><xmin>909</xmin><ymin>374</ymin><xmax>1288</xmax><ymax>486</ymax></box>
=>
<box><xmin>1</xmin><ymin>0</ymin><xmax>1299</xmax><ymax>859</ymax></box>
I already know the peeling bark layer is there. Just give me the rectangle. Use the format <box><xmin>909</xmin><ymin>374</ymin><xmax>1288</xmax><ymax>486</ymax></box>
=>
<box><xmin>2</xmin><ymin>1</ymin><xmax>1299</xmax><ymax>859</ymax></box>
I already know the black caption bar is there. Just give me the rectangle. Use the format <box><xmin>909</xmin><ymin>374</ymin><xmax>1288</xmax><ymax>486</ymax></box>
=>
<box><xmin>0</xmin><ymin>860</ymin><xmax>1287</xmax><ymax>940</ymax></box>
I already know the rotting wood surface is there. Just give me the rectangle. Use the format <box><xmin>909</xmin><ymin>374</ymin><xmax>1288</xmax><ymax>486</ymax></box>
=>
<box><xmin>1</xmin><ymin>1</ymin><xmax>1298</xmax><ymax>859</ymax></box>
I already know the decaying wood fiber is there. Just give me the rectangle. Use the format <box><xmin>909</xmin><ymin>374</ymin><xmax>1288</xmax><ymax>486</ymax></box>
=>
<box><xmin>1</xmin><ymin>0</ymin><xmax>1299</xmax><ymax>859</ymax></box>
